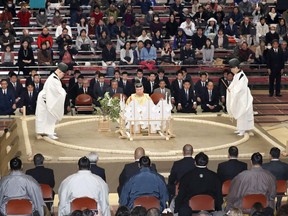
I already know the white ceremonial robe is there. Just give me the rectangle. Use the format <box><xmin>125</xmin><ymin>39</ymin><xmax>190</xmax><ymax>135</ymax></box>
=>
<box><xmin>0</xmin><ymin>171</ymin><xmax>45</xmax><ymax>216</ymax></box>
<box><xmin>35</xmin><ymin>72</ymin><xmax>66</xmax><ymax>135</ymax></box>
<box><xmin>226</xmin><ymin>70</ymin><xmax>254</xmax><ymax>132</ymax></box>
<box><xmin>58</xmin><ymin>170</ymin><xmax>110</xmax><ymax>216</ymax></box>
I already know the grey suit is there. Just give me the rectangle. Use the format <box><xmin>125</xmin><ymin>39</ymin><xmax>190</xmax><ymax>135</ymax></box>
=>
<box><xmin>153</xmin><ymin>87</ymin><xmax>171</xmax><ymax>98</ymax></box>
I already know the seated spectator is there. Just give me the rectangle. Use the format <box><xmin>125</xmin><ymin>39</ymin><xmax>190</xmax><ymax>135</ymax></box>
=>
<box><xmin>68</xmin><ymin>70</ymin><xmax>81</xmax><ymax>93</ymax></box>
<box><xmin>170</xmin><ymin>0</ymin><xmax>183</xmax><ymax>18</ymax></box>
<box><xmin>17</xmin><ymin>40</ymin><xmax>35</xmax><ymax>76</ymax></box>
<box><xmin>89</xmin><ymin>70</ymin><xmax>100</xmax><ymax>90</ymax></box>
<box><xmin>238</xmin><ymin>0</ymin><xmax>253</xmax><ymax>16</ymax></box>
<box><xmin>106</xmin><ymin>79</ymin><xmax>123</xmax><ymax>97</ymax></box>
<box><xmin>281</xmin><ymin>40</ymin><xmax>288</xmax><ymax>62</ymax></box>
<box><xmin>165</xmin><ymin>14</ymin><xmax>179</xmax><ymax>39</ymax></box>
<box><xmin>0</xmin><ymin>79</ymin><xmax>16</xmax><ymax>115</ymax></box>
<box><xmin>56</xmin><ymin>28</ymin><xmax>73</xmax><ymax>52</ymax></box>
<box><xmin>75</xmin><ymin>29</ymin><xmax>94</xmax><ymax>51</ymax></box>
<box><xmin>37</xmin><ymin>27</ymin><xmax>54</xmax><ymax>49</ymax></box>
<box><xmin>8</xmin><ymin>73</ymin><xmax>23</xmax><ymax>105</ymax></box>
<box><xmin>55</xmin><ymin>19</ymin><xmax>72</xmax><ymax>38</ymax></box>
<box><xmin>120</xmin><ymin>41</ymin><xmax>134</xmax><ymax>66</ymax></box>
<box><xmin>213</xmin><ymin>29</ymin><xmax>229</xmax><ymax>49</ymax></box>
<box><xmin>252</xmin><ymin>5</ymin><xmax>263</xmax><ymax>24</ymax></box>
<box><xmin>173</xmin><ymin>28</ymin><xmax>186</xmax><ymax>50</ymax></box>
<box><xmin>145</xmin><ymin>8</ymin><xmax>154</xmax><ymax>25</ymax></box>
<box><xmin>255</xmin><ymin>17</ymin><xmax>269</xmax><ymax>45</ymax></box>
<box><xmin>51</xmin><ymin>9</ymin><xmax>63</xmax><ymax>27</ymax></box>
<box><xmin>217</xmin><ymin>146</ymin><xmax>247</xmax><ymax>183</ymax></box>
<box><xmin>69</xmin><ymin>74</ymin><xmax>84</xmax><ymax>104</ymax></box>
<box><xmin>19</xmin><ymin>28</ymin><xmax>34</xmax><ymax>46</ymax></box>
<box><xmin>77</xmin><ymin>17</ymin><xmax>88</xmax><ymax>36</ymax></box>
<box><xmin>201</xmin><ymin>38</ymin><xmax>215</xmax><ymax>64</ymax></box>
<box><xmin>180</xmin><ymin>16</ymin><xmax>196</xmax><ymax>39</ymax></box>
<box><xmin>150</xmin><ymin>14</ymin><xmax>163</xmax><ymax>37</ymax></box>
<box><xmin>191</xmin><ymin>0</ymin><xmax>200</xmax><ymax>16</ymax></box>
<box><xmin>0</xmin><ymin>28</ymin><xmax>15</xmax><ymax>51</ymax></box>
<box><xmin>152</xmin><ymin>30</ymin><xmax>164</xmax><ymax>51</ymax></box>
<box><xmin>137</xmin><ymin>29</ymin><xmax>151</xmax><ymax>42</ymax></box>
<box><xmin>17</xmin><ymin>4</ymin><xmax>31</xmax><ymax>27</ymax></box>
<box><xmin>96</xmin><ymin>19</ymin><xmax>109</xmax><ymax>39</ymax></box>
<box><xmin>214</xmin><ymin>5</ymin><xmax>225</xmax><ymax>26</ymax></box>
<box><xmin>193</xmin><ymin>5</ymin><xmax>208</xmax><ymax>27</ymax></box>
<box><xmin>276</xmin><ymin>18</ymin><xmax>287</xmax><ymax>39</ymax></box>
<box><xmin>180</xmin><ymin>41</ymin><xmax>196</xmax><ymax>65</ymax></box>
<box><xmin>160</xmin><ymin>42</ymin><xmax>175</xmax><ymax>65</ymax></box>
<box><xmin>226</xmin><ymin>152</ymin><xmax>276</xmax><ymax>211</ymax></box>
<box><xmin>238</xmin><ymin>41</ymin><xmax>255</xmax><ymax>64</ymax></box>
<box><xmin>176</xmin><ymin>80</ymin><xmax>197</xmax><ymax>113</ymax></box>
<box><xmin>1</xmin><ymin>21</ymin><xmax>16</xmax><ymax>37</ymax></box>
<box><xmin>225</xmin><ymin>17</ymin><xmax>239</xmax><ymax>38</ymax></box>
<box><xmin>25</xmin><ymin>69</ymin><xmax>37</xmax><ymax>87</ymax></box>
<box><xmin>92</xmin><ymin>73</ymin><xmax>109</xmax><ymax>106</ymax></box>
<box><xmin>37</xmin><ymin>42</ymin><xmax>53</xmax><ymax>66</ymax></box>
<box><xmin>116</xmin><ymin>30</ymin><xmax>127</xmax><ymax>53</ymax></box>
<box><xmin>0</xmin><ymin>6</ymin><xmax>13</xmax><ymax>23</ymax></box>
<box><xmin>265</xmin><ymin>25</ymin><xmax>279</xmax><ymax>45</ymax></box>
<box><xmin>255</xmin><ymin>40</ymin><xmax>268</xmax><ymax>64</ymax></box>
<box><xmin>171</xmin><ymin>70</ymin><xmax>184</xmax><ymax>106</ymax></box>
<box><xmin>77</xmin><ymin>78</ymin><xmax>92</xmax><ymax>97</ymax></box>
<box><xmin>204</xmin><ymin>17</ymin><xmax>219</xmax><ymax>40</ymax></box>
<box><xmin>133</xmin><ymin>40</ymin><xmax>144</xmax><ymax>65</ymax></box>
<box><xmin>97</xmin><ymin>30</ymin><xmax>110</xmax><ymax>50</ymax></box>
<box><xmin>194</xmin><ymin>72</ymin><xmax>210</xmax><ymax>103</ymax></box>
<box><xmin>154</xmin><ymin>79</ymin><xmax>171</xmax><ymax>98</ymax></box>
<box><xmin>32</xmin><ymin>74</ymin><xmax>43</xmax><ymax>94</ymax></box>
<box><xmin>121</xmin><ymin>71</ymin><xmax>133</xmax><ymax>97</ymax></box>
<box><xmin>90</xmin><ymin>5</ymin><xmax>104</xmax><ymax>25</ymax></box>
<box><xmin>130</xmin><ymin>20</ymin><xmax>143</xmax><ymax>39</ymax></box>
<box><xmin>174</xmin><ymin>152</ymin><xmax>223</xmax><ymax>214</ymax></box>
<box><xmin>87</xmin><ymin>152</ymin><xmax>106</xmax><ymax>181</ymax></box>
<box><xmin>107</xmin><ymin>16</ymin><xmax>118</xmax><ymax>39</ymax></box>
<box><xmin>192</xmin><ymin>27</ymin><xmax>207</xmax><ymax>51</ymax></box>
<box><xmin>102</xmin><ymin>41</ymin><xmax>116</xmax><ymax>67</ymax></box>
<box><xmin>119</xmin><ymin>156</ymin><xmax>168</xmax><ymax>211</ymax></box>
<box><xmin>105</xmin><ymin>3</ymin><xmax>120</xmax><ymax>20</ymax></box>
<box><xmin>0</xmin><ymin>158</ymin><xmax>45</xmax><ymax>215</ymax></box>
<box><xmin>116</xmin><ymin>19</ymin><xmax>128</xmax><ymax>36</ymax></box>
<box><xmin>59</xmin><ymin>43</ymin><xmax>78</xmax><ymax>71</ymax></box>
<box><xmin>155</xmin><ymin>67</ymin><xmax>171</xmax><ymax>89</ymax></box>
<box><xmin>259</xmin><ymin>0</ymin><xmax>269</xmax><ymax>17</ymax></box>
<box><xmin>267</xmin><ymin>7</ymin><xmax>279</xmax><ymax>25</ymax></box>
<box><xmin>112</xmin><ymin>70</ymin><xmax>123</xmax><ymax>87</ymax></box>
<box><xmin>18</xmin><ymin>83</ymin><xmax>37</xmax><ymax>115</ymax></box>
<box><xmin>132</xmin><ymin>68</ymin><xmax>148</xmax><ymax>86</ymax></box>
<box><xmin>88</xmin><ymin>17</ymin><xmax>97</xmax><ymax>39</ymax></box>
<box><xmin>1</xmin><ymin>45</ymin><xmax>14</xmax><ymax>66</ymax></box>
<box><xmin>144</xmin><ymin>72</ymin><xmax>157</xmax><ymax>95</ymax></box>
<box><xmin>6</xmin><ymin>0</ymin><xmax>16</xmax><ymax>17</ymax></box>
<box><xmin>239</xmin><ymin>16</ymin><xmax>253</xmax><ymax>44</ymax></box>
<box><xmin>58</xmin><ymin>157</ymin><xmax>110</xmax><ymax>216</ymax></box>
<box><xmin>36</xmin><ymin>9</ymin><xmax>48</xmax><ymax>27</ymax></box>
<box><xmin>228</xmin><ymin>7</ymin><xmax>243</xmax><ymax>26</ymax></box>
<box><xmin>200</xmin><ymin>81</ymin><xmax>222</xmax><ymax>112</ymax></box>
<box><xmin>140</xmin><ymin>39</ymin><xmax>157</xmax><ymax>70</ymax></box>
<box><xmin>219</xmin><ymin>71</ymin><xmax>234</xmax><ymax>112</ymax></box>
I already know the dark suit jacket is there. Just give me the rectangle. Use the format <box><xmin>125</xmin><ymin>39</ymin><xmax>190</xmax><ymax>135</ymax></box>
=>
<box><xmin>213</xmin><ymin>35</ymin><xmax>229</xmax><ymax>49</ymax></box>
<box><xmin>33</xmin><ymin>82</ymin><xmax>44</xmax><ymax>94</ymax></box>
<box><xmin>0</xmin><ymin>88</ymin><xmax>15</xmax><ymax>115</ymax></box>
<box><xmin>168</xmin><ymin>157</ymin><xmax>195</xmax><ymax>196</ymax></box>
<box><xmin>121</xmin><ymin>80</ymin><xmax>133</xmax><ymax>97</ymax></box>
<box><xmin>25</xmin><ymin>166</ymin><xmax>55</xmax><ymax>188</ymax></box>
<box><xmin>178</xmin><ymin>88</ymin><xmax>196</xmax><ymax>109</ymax></box>
<box><xmin>175</xmin><ymin>167</ymin><xmax>223</xmax><ymax>212</ymax></box>
<box><xmin>132</xmin><ymin>77</ymin><xmax>148</xmax><ymax>87</ymax></box>
<box><xmin>144</xmin><ymin>81</ymin><xmax>158</xmax><ymax>95</ymax></box>
<box><xmin>77</xmin><ymin>87</ymin><xmax>93</xmax><ymax>97</ymax></box>
<box><xmin>90</xmin><ymin>163</ymin><xmax>106</xmax><ymax>182</ymax></box>
<box><xmin>217</xmin><ymin>159</ymin><xmax>248</xmax><ymax>183</ymax></box>
<box><xmin>266</xmin><ymin>48</ymin><xmax>285</xmax><ymax>73</ymax></box>
<box><xmin>68</xmin><ymin>77</ymin><xmax>78</xmax><ymax>93</ymax></box>
<box><xmin>106</xmin><ymin>87</ymin><xmax>123</xmax><ymax>97</ymax></box>
<box><xmin>92</xmin><ymin>82</ymin><xmax>109</xmax><ymax>100</ymax></box>
<box><xmin>110</xmin><ymin>78</ymin><xmax>123</xmax><ymax>87</ymax></box>
<box><xmin>19</xmin><ymin>90</ymin><xmax>37</xmax><ymax>115</ymax></box>
<box><xmin>262</xmin><ymin>160</ymin><xmax>288</xmax><ymax>180</ymax></box>
<box><xmin>171</xmin><ymin>79</ymin><xmax>183</xmax><ymax>101</ymax></box>
<box><xmin>200</xmin><ymin>88</ymin><xmax>220</xmax><ymax>107</ymax></box>
<box><xmin>8</xmin><ymin>81</ymin><xmax>23</xmax><ymax>99</ymax></box>
<box><xmin>118</xmin><ymin>161</ymin><xmax>157</xmax><ymax>196</ymax></box>
<box><xmin>155</xmin><ymin>76</ymin><xmax>171</xmax><ymax>89</ymax></box>
<box><xmin>194</xmin><ymin>80</ymin><xmax>209</xmax><ymax>98</ymax></box>
<box><xmin>89</xmin><ymin>78</ymin><xmax>98</xmax><ymax>90</ymax></box>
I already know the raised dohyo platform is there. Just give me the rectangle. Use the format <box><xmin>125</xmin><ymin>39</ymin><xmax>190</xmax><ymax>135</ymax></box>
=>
<box><xmin>17</xmin><ymin>113</ymin><xmax>284</xmax><ymax>163</ymax></box>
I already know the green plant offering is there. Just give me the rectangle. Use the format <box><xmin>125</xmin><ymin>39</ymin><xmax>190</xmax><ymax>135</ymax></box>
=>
<box><xmin>97</xmin><ymin>92</ymin><xmax>121</xmax><ymax>122</ymax></box>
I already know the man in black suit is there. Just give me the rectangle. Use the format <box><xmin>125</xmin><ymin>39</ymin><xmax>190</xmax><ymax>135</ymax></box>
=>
<box><xmin>201</xmin><ymin>81</ymin><xmax>222</xmax><ymax>112</ymax></box>
<box><xmin>155</xmin><ymin>68</ymin><xmax>171</xmax><ymax>89</ymax></box>
<box><xmin>171</xmin><ymin>70</ymin><xmax>184</xmax><ymax>108</ymax></box>
<box><xmin>168</xmin><ymin>144</ymin><xmax>195</xmax><ymax>199</ymax></box>
<box><xmin>92</xmin><ymin>73</ymin><xmax>109</xmax><ymax>106</ymax></box>
<box><xmin>262</xmin><ymin>147</ymin><xmax>288</xmax><ymax>209</ymax></box>
<box><xmin>77</xmin><ymin>79</ymin><xmax>92</xmax><ymax>97</ymax></box>
<box><xmin>121</xmin><ymin>71</ymin><xmax>133</xmax><ymax>97</ymax></box>
<box><xmin>217</xmin><ymin>146</ymin><xmax>247</xmax><ymax>183</ymax></box>
<box><xmin>266</xmin><ymin>39</ymin><xmax>285</xmax><ymax>97</ymax></box>
<box><xmin>32</xmin><ymin>74</ymin><xmax>44</xmax><ymax>95</ymax></box>
<box><xmin>219</xmin><ymin>71</ymin><xmax>234</xmax><ymax>112</ymax></box>
<box><xmin>68</xmin><ymin>70</ymin><xmax>81</xmax><ymax>94</ymax></box>
<box><xmin>8</xmin><ymin>72</ymin><xmax>23</xmax><ymax>107</ymax></box>
<box><xmin>87</xmin><ymin>152</ymin><xmax>106</xmax><ymax>182</ymax></box>
<box><xmin>177</xmin><ymin>80</ymin><xmax>197</xmax><ymax>113</ymax></box>
<box><xmin>89</xmin><ymin>71</ymin><xmax>100</xmax><ymax>90</ymax></box>
<box><xmin>106</xmin><ymin>79</ymin><xmax>123</xmax><ymax>97</ymax></box>
<box><xmin>110</xmin><ymin>70</ymin><xmax>123</xmax><ymax>88</ymax></box>
<box><xmin>144</xmin><ymin>72</ymin><xmax>157</xmax><ymax>95</ymax></box>
<box><xmin>0</xmin><ymin>79</ymin><xmax>16</xmax><ymax>115</ymax></box>
<box><xmin>26</xmin><ymin>153</ymin><xmax>55</xmax><ymax>189</ymax></box>
<box><xmin>132</xmin><ymin>68</ymin><xmax>148</xmax><ymax>86</ymax></box>
<box><xmin>194</xmin><ymin>72</ymin><xmax>211</xmax><ymax>104</ymax></box>
<box><xmin>118</xmin><ymin>147</ymin><xmax>157</xmax><ymax>196</ymax></box>
<box><xmin>175</xmin><ymin>152</ymin><xmax>223</xmax><ymax>215</ymax></box>
<box><xmin>181</xmin><ymin>67</ymin><xmax>194</xmax><ymax>89</ymax></box>
<box><xmin>19</xmin><ymin>84</ymin><xmax>37</xmax><ymax>115</ymax></box>
<box><xmin>25</xmin><ymin>69</ymin><xmax>37</xmax><ymax>87</ymax></box>
<box><xmin>70</xmin><ymin>75</ymin><xmax>84</xmax><ymax>105</ymax></box>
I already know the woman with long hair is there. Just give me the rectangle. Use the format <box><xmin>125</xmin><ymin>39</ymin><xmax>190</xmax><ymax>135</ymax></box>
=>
<box><xmin>120</xmin><ymin>41</ymin><xmax>134</xmax><ymax>65</ymax></box>
<box><xmin>202</xmin><ymin>38</ymin><xmax>215</xmax><ymax>64</ymax></box>
<box><xmin>17</xmin><ymin>40</ymin><xmax>35</xmax><ymax>76</ymax></box>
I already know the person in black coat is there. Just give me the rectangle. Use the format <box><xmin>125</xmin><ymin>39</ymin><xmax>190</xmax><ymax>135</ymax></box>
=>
<box><xmin>32</xmin><ymin>74</ymin><xmax>44</xmax><ymax>95</ymax></box>
<box><xmin>118</xmin><ymin>147</ymin><xmax>157</xmax><ymax>196</ymax></box>
<box><xmin>175</xmin><ymin>152</ymin><xmax>223</xmax><ymax>215</ymax></box>
<box><xmin>194</xmin><ymin>72</ymin><xmax>211</xmax><ymax>104</ymax></box>
<box><xmin>171</xmin><ymin>70</ymin><xmax>184</xmax><ymax>106</ymax></box>
<box><xmin>219</xmin><ymin>71</ymin><xmax>234</xmax><ymax>112</ymax></box>
<box><xmin>191</xmin><ymin>28</ymin><xmax>207</xmax><ymax>50</ymax></box>
<box><xmin>8</xmin><ymin>72</ymin><xmax>23</xmax><ymax>107</ymax></box>
<box><xmin>106</xmin><ymin>79</ymin><xmax>123</xmax><ymax>97</ymax></box>
<box><xmin>121</xmin><ymin>71</ymin><xmax>133</xmax><ymax>97</ymax></box>
<box><xmin>69</xmin><ymin>74</ymin><xmax>84</xmax><ymax>105</ymax></box>
<box><xmin>17</xmin><ymin>40</ymin><xmax>35</xmax><ymax>76</ymax></box>
<box><xmin>180</xmin><ymin>41</ymin><xmax>196</xmax><ymax>65</ymax></box>
<box><xmin>154</xmin><ymin>68</ymin><xmax>171</xmax><ymax>89</ymax></box>
<box><xmin>0</xmin><ymin>79</ymin><xmax>16</xmax><ymax>115</ymax></box>
<box><xmin>131</xmin><ymin>68</ymin><xmax>148</xmax><ymax>87</ymax></box>
<box><xmin>213</xmin><ymin>29</ymin><xmax>229</xmax><ymax>49</ymax></box>
<box><xmin>68</xmin><ymin>70</ymin><xmax>81</xmax><ymax>94</ymax></box>
<box><xmin>265</xmin><ymin>26</ymin><xmax>280</xmax><ymax>45</ymax></box>
<box><xmin>168</xmin><ymin>144</ymin><xmax>195</xmax><ymax>199</ymax></box>
<box><xmin>87</xmin><ymin>152</ymin><xmax>106</xmax><ymax>182</ymax></box>
<box><xmin>201</xmin><ymin>81</ymin><xmax>222</xmax><ymax>112</ymax></box>
<box><xmin>19</xmin><ymin>84</ymin><xmax>37</xmax><ymax>115</ymax></box>
<box><xmin>92</xmin><ymin>73</ymin><xmax>109</xmax><ymax>106</ymax></box>
<box><xmin>102</xmin><ymin>41</ymin><xmax>116</xmax><ymax>67</ymax></box>
<box><xmin>177</xmin><ymin>80</ymin><xmax>197</xmax><ymax>113</ymax></box>
<box><xmin>77</xmin><ymin>79</ymin><xmax>93</xmax><ymax>97</ymax></box>
<box><xmin>266</xmin><ymin>39</ymin><xmax>285</xmax><ymax>96</ymax></box>
<box><xmin>217</xmin><ymin>146</ymin><xmax>248</xmax><ymax>183</ymax></box>
<box><xmin>144</xmin><ymin>72</ymin><xmax>157</xmax><ymax>95</ymax></box>
<box><xmin>262</xmin><ymin>147</ymin><xmax>288</xmax><ymax>209</ymax></box>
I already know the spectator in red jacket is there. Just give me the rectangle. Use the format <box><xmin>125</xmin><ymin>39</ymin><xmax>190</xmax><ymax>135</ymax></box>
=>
<box><xmin>17</xmin><ymin>4</ymin><xmax>31</xmax><ymax>27</ymax></box>
<box><xmin>37</xmin><ymin>27</ymin><xmax>54</xmax><ymax>49</ymax></box>
<box><xmin>0</xmin><ymin>6</ymin><xmax>13</xmax><ymax>23</ymax></box>
<box><xmin>90</xmin><ymin>5</ymin><xmax>103</xmax><ymax>25</ymax></box>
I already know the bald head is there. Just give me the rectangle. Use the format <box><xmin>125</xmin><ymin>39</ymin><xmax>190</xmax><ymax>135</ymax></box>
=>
<box><xmin>134</xmin><ymin>147</ymin><xmax>145</xmax><ymax>160</ymax></box>
<box><xmin>183</xmin><ymin>144</ymin><xmax>193</xmax><ymax>156</ymax></box>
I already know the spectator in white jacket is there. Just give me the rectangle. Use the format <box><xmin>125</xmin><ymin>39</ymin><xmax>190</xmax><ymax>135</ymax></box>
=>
<box><xmin>119</xmin><ymin>41</ymin><xmax>134</xmax><ymax>65</ymax></box>
<box><xmin>180</xmin><ymin>16</ymin><xmax>196</xmax><ymax>39</ymax></box>
<box><xmin>55</xmin><ymin>20</ymin><xmax>72</xmax><ymax>38</ymax></box>
<box><xmin>256</xmin><ymin>17</ymin><xmax>269</xmax><ymax>45</ymax></box>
